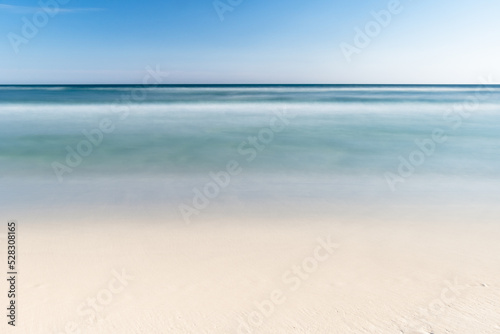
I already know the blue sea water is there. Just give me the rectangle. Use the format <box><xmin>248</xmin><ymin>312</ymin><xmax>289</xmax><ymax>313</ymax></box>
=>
<box><xmin>1</xmin><ymin>85</ymin><xmax>500</xmax><ymax>223</ymax></box>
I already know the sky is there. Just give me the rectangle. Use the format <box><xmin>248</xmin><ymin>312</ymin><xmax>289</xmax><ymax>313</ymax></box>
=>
<box><xmin>0</xmin><ymin>0</ymin><xmax>500</xmax><ymax>84</ymax></box>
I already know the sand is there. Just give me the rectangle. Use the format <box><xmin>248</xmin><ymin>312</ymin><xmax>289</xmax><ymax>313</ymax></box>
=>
<box><xmin>2</xmin><ymin>213</ymin><xmax>500</xmax><ymax>334</ymax></box>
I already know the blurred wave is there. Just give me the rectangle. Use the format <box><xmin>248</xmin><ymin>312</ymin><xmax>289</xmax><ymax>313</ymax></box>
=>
<box><xmin>1</xmin><ymin>85</ymin><xmax>500</xmax><ymax>180</ymax></box>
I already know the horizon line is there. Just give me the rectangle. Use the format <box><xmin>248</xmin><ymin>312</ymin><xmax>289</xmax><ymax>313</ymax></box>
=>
<box><xmin>1</xmin><ymin>83</ymin><xmax>499</xmax><ymax>86</ymax></box>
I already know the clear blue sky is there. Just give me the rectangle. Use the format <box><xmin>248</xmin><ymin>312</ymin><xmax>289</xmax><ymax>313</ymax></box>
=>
<box><xmin>1</xmin><ymin>0</ymin><xmax>500</xmax><ymax>84</ymax></box>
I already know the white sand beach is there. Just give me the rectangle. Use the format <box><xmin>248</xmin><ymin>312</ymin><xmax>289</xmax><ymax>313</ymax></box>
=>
<box><xmin>5</xmin><ymin>211</ymin><xmax>500</xmax><ymax>334</ymax></box>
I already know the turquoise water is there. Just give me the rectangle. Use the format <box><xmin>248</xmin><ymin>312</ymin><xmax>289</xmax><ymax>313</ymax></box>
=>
<box><xmin>1</xmin><ymin>85</ymin><xmax>500</xmax><ymax>222</ymax></box>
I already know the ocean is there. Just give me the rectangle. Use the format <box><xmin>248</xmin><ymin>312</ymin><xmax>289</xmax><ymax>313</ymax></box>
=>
<box><xmin>1</xmin><ymin>85</ymin><xmax>500</xmax><ymax>224</ymax></box>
